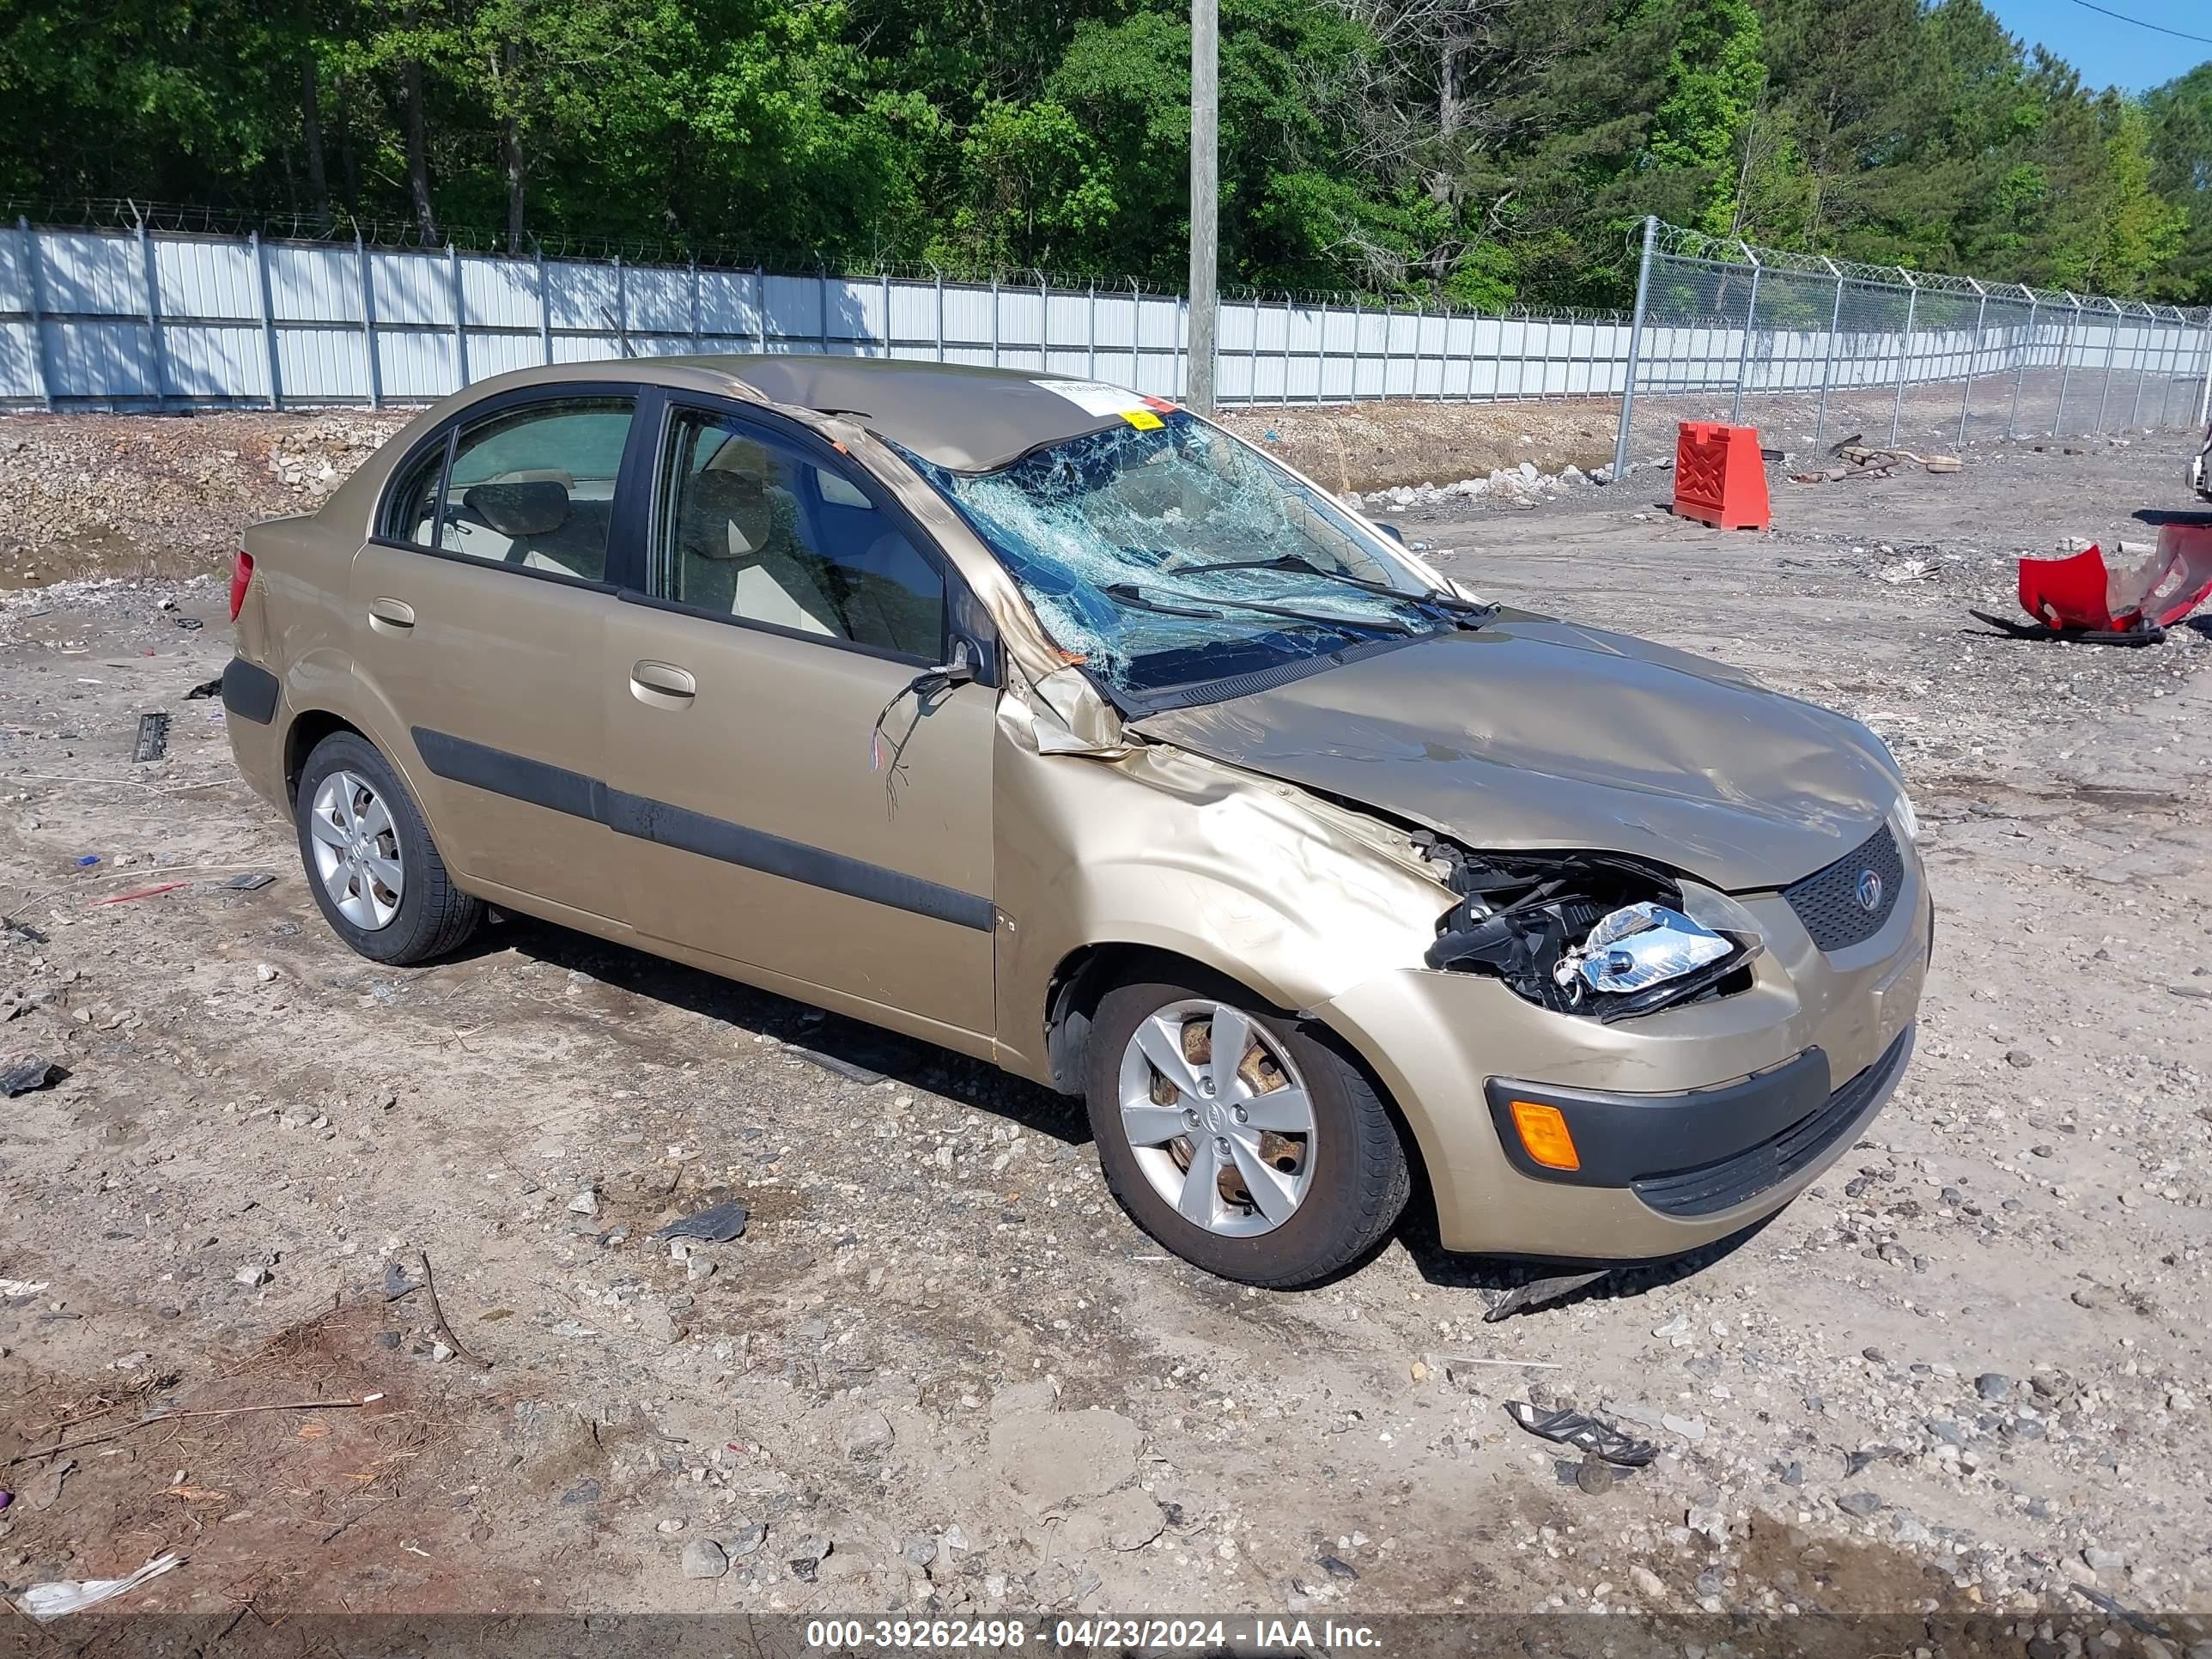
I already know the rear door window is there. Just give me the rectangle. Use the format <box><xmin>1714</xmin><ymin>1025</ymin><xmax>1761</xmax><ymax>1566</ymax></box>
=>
<box><xmin>401</xmin><ymin>397</ymin><xmax>635</xmax><ymax>580</ymax></box>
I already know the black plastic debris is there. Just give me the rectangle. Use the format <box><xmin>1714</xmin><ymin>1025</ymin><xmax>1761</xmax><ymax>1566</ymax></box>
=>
<box><xmin>184</xmin><ymin>677</ymin><xmax>222</xmax><ymax>701</ymax></box>
<box><xmin>1504</xmin><ymin>1400</ymin><xmax>1659</xmax><ymax>1468</ymax></box>
<box><xmin>1</xmin><ymin>1056</ymin><xmax>63</xmax><ymax>1097</ymax></box>
<box><xmin>1</xmin><ymin>917</ymin><xmax>48</xmax><ymax>945</ymax></box>
<box><xmin>132</xmin><ymin>713</ymin><xmax>170</xmax><ymax>764</ymax></box>
<box><xmin>1482</xmin><ymin>1268</ymin><xmax>1608</xmax><ymax>1322</ymax></box>
<box><xmin>651</xmin><ymin>1200</ymin><xmax>748</xmax><ymax>1243</ymax></box>
<box><xmin>223</xmin><ymin>872</ymin><xmax>276</xmax><ymax>892</ymax></box>
<box><xmin>173</xmin><ymin>617</ymin><xmax>204</xmax><ymax>631</ymax></box>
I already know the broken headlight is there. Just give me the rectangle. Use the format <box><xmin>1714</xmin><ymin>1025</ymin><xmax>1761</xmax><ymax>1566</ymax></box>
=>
<box><xmin>1418</xmin><ymin>838</ymin><xmax>1759</xmax><ymax>1022</ymax></box>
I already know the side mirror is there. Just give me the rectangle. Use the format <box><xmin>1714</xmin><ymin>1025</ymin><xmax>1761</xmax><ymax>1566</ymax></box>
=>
<box><xmin>1373</xmin><ymin>520</ymin><xmax>1406</xmax><ymax>545</ymax></box>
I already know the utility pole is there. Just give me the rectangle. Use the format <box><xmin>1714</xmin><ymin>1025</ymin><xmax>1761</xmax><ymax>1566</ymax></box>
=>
<box><xmin>1187</xmin><ymin>0</ymin><xmax>1218</xmax><ymax>413</ymax></box>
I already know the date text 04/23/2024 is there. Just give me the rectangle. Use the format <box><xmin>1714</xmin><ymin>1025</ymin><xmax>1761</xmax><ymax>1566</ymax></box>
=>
<box><xmin>804</xmin><ymin>1620</ymin><xmax>1383</xmax><ymax>1652</ymax></box>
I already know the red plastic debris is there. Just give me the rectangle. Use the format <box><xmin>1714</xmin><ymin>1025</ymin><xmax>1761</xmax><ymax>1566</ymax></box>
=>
<box><xmin>2018</xmin><ymin>525</ymin><xmax>2212</xmax><ymax>634</ymax></box>
<box><xmin>88</xmin><ymin>882</ymin><xmax>189</xmax><ymax>907</ymax></box>
<box><xmin>2018</xmin><ymin>546</ymin><xmax>2118</xmax><ymax>631</ymax></box>
<box><xmin>1672</xmin><ymin>422</ymin><xmax>1771</xmax><ymax>532</ymax></box>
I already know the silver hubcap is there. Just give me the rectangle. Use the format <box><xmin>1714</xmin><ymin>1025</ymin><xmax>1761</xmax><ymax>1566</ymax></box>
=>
<box><xmin>1117</xmin><ymin>999</ymin><xmax>1316</xmax><ymax>1237</ymax></box>
<box><xmin>307</xmin><ymin>769</ymin><xmax>404</xmax><ymax>931</ymax></box>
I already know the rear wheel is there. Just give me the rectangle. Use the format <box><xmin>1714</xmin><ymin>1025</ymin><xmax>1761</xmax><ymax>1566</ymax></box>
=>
<box><xmin>295</xmin><ymin>732</ymin><xmax>482</xmax><ymax>965</ymax></box>
<box><xmin>1085</xmin><ymin>976</ymin><xmax>1410</xmax><ymax>1287</ymax></box>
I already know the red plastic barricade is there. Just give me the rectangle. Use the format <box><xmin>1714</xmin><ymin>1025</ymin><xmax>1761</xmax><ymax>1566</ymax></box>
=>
<box><xmin>1673</xmin><ymin>422</ymin><xmax>1771</xmax><ymax>532</ymax></box>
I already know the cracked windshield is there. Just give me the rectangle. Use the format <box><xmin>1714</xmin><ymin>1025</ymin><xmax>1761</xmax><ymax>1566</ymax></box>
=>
<box><xmin>921</xmin><ymin>412</ymin><xmax>1457</xmax><ymax>698</ymax></box>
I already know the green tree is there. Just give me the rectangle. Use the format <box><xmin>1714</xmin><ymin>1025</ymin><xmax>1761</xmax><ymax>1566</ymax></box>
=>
<box><xmin>1644</xmin><ymin>0</ymin><xmax>1767</xmax><ymax>237</ymax></box>
<box><xmin>2144</xmin><ymin>63</ymin><xmax>2212</xmax><ymax>301</ymax></box>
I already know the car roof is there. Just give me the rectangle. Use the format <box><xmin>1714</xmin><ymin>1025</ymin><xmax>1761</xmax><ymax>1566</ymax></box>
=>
<box><xmin>472</xmin><ymin>356</ymin><xmax>1134</xmax><ymax>473</ymax></box>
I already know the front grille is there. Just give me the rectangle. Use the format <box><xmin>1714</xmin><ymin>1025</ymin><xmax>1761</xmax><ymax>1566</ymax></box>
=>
<box><xmin>1784</xmin><ymin>823</ymin><xmax>1904</xmax><ymax>951</ymax></box>
<box><xmin>1632</xmin><ymin>1028</ymin><xmax>1914</xmax><ymax>1217</ymax></box>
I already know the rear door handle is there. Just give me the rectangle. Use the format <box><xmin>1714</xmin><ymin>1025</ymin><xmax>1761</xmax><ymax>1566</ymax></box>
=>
<box><xmin>367</xmin><ymin>597</ymin><xmax>416</xmax><ymax>635</ymax></box>
<box><xmin>629</xmin><ymin>660</ymin><xmax>697</xmax><ymax>710</ymax></box>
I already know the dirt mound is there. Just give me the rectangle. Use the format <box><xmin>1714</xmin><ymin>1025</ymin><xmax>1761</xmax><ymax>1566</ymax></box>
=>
<box><xmin>0</xmin><ymin>410</ymin><xmax>410</xmax><ymax>584</ymax></box>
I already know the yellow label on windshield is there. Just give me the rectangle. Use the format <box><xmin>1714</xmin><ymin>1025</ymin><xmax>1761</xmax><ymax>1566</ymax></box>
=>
<box><xmin>1121</xmin><ymin>410</ymin><xmax>1164</xmax><ymax>430</ymax></box>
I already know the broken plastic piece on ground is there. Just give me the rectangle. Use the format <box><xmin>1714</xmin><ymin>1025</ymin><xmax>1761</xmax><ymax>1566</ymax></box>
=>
<box><xmin>1</xmin><ymin>1055</ymin><xmax>62</xmax><ymax>1097</ymax></box>
<box><xmin>184</xmin><ymin>677</ymin><xmax>222</xmax><ymax>700</ymax></box>
<box><xmin>132</xmin><ymin>711</ymin><xmax>169</xmax><ymax>763</ymax></box>
<box><xmin>223</xmin><ymin>872</ymin><xmax>276</xmax><ymax>891</ymax></box>
<box><xmin>2006</xmin><ymin>526</ymin><xmax>2212</xmax><ymax>636</ymax></box>
<box><xmin>652</xmin><ymin>1200</ymin><xmax>749</xmax><ymax>1243</ymax></box>
<box><xmin>75</xmin><ymin>854</ymin><xmax>100</xmax><ymax>867</ymax></box>
<box><xmin>1</xmin><ymin>916</ymin><xmax>47</xmax><ymax>945</ymax></box>
<box><xmin>1504</xmin><ymin>1400</ymin><xmax>1659</xmax><ymax>1468</ymax></box>
<box><xmin>13</xmin><ymin>1551</ymin><xmax>184</xmax><ymax>1622</ymax></box>
<box><xmin>89</xmin><ymin>882</ymin><xmax>189</xmax><ymax>907</ymax></box>
<box><xmin>1482</xmin><ymin>1268</ymin><xmax>1609</xmax><ymax>1322</ymax></box>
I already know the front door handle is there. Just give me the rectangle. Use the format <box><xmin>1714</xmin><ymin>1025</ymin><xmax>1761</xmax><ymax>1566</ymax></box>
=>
<box><xmin>367</xmin><ymin>597</ymin><xmax>416</xmax><ymax>635</ymax></box>
<box><xmin>629</xmin><ymin>660</ymin><xmax>697</xmax><ymax>710</ymax></box>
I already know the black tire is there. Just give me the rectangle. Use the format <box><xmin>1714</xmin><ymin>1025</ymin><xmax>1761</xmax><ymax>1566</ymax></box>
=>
<box><xmin>1085</xmin><ymin>975</ymin><xmax>1411</xmax><ymax>1288</ymax></box>
<box><xmin>295</xmin><ymin>731</ymin><xmax>482</xmax><ymax>966</ymax></box>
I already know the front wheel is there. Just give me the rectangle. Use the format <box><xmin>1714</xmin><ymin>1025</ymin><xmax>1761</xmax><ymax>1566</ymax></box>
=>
<box><xmin>295</xmin><ymin>731</ymin><xmax>483</xmax><ymax>965</ymax></box>
<box><xmin>1085</xmin><ymin>977</ymin><xmax>1410</xmax><ymax>1287</ymax></box>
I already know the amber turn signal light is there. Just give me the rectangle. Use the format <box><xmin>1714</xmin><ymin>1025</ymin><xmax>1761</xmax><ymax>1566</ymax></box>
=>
<box><xmin>1509</xmin><ymin>1100</ymin><xmax>1580</xmax><ymax>1171</ymax></box>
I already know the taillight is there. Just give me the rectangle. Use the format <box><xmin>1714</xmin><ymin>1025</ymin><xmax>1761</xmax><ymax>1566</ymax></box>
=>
<box><xmin>228</xmin><ymin>549</ymin><xmax>254</xmax><ymax>622</ymax></box>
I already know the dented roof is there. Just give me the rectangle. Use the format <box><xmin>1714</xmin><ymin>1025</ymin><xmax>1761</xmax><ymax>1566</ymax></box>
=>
<box><xmin>672</xmin><ymin>356</ymin><xmax>1129</xmax><ymax>472</ymax></box>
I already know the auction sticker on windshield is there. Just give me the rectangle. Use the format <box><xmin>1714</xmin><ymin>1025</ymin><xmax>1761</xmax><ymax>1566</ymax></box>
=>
<box><xmin>1034</xmin><ymin>379</ymin><xmax>1168</xmax><ymax>429</ymax></box>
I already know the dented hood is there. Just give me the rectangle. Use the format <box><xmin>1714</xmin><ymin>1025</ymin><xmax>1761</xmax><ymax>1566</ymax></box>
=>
<box><xmin>1127</xmin><ymin>611</ymin><xmax>1902</xmax><ymax>891</ymax></box>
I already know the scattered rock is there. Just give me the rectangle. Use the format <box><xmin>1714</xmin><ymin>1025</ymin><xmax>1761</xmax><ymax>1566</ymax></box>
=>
<box><xmin>681</xmin><ymin>1539</ymin><xmax>728</xmax><ymax>1580</ymax></box>
<box><xmin>842</xmin><ymin>1408</ymin><xmax>894</xmax><ymax>1461</ymax></box>
<box><xmin>1837</xmin><ymin>1492</ymin><xmax>1884</xmax><ymax>1517</ymax></box>
<box><xmin>787</xmin><ymin>1534</ymin><xmax>830</xmax><ymax>1582</ymax></box>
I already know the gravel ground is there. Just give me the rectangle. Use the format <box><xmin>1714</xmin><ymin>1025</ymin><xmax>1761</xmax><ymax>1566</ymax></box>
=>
<box><xmin>1</xmin><ymin>409</ymin><xmax>2209</xmax><ymax>1647</ymax></box>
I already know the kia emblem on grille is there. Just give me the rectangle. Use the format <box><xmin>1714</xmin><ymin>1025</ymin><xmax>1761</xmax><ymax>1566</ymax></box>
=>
<box><xmin>1856</xmin><ymin>869</ymin><xmax>1884</xmax><ymax>912</ymax></box>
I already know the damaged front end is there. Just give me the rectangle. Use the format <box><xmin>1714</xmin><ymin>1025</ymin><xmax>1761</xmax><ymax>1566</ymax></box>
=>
<box><xmin>1418</xmin><ymin>836</ymin><xmax>1759</xmax><ymax>1023</ymax></box>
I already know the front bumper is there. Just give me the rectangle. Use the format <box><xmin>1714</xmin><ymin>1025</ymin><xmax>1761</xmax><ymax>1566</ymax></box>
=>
<box><xmin>1313</xmin><ymin>860</ymin><xmax>1929</xmax><ymax>1258</ymax></box>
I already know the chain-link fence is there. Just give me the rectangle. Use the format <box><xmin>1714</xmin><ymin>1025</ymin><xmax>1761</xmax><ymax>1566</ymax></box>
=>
<box><xmin>1613</xmin><ymin>221</ymin><xmax>2212</xmax><ymax>479</ymax></box>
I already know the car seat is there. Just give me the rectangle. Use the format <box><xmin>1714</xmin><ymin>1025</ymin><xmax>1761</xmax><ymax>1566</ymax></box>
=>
<box><xmin>678</xmin><ymin>450</ymin><xmax>843</xmax><ymax>637</ymax></box>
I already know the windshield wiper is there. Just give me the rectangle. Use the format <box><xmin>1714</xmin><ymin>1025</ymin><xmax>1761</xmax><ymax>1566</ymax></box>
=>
<box><xmin>1103</xmin><ymin>582</ymin><xmax>1413</xmax><ymax>636</ymax></box>
<box><xmin>1170</xmin><ymin>554</ymin><xmax>1497</xmax><ymax>626</ymax></box>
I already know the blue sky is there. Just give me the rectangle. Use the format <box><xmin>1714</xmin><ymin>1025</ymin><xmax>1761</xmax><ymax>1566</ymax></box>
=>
<box><xmin>1982</xmin><ymin>0</ymin><xmax>2209</xmax><ymax>93</ymax></box>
